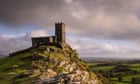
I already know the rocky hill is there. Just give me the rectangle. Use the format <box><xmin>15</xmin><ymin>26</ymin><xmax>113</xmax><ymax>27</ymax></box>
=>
<box><xmin>0</xmin><ymin>45</ymin><xmax>110</xmax><ymax>84</ymax></box>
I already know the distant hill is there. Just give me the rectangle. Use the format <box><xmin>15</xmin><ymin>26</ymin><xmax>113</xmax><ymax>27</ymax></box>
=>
<box><xmin>0</xmin><ymin>54</ymin><xmax>3</xmax><ymax>56</ymax></box>
<box><xmin>0</xmin><ymin>51</ymin><xmax>6</xmax><ymax>58</ymax></box>
<box><xmin>0</xmin><ymin>55</ymin><xmax>5</xmax><ymax>58</ymax></box>
<box><xmin>0</xmin><ymin>45</ymin><xmax>110</xmax><ymax>84</ymax></box>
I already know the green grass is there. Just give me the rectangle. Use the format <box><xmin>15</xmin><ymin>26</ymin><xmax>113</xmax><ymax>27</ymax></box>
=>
<box><xmin>130</xmin><ymin>67</ymin><xmax>140</xmax><ymax>71</ymax></box>
<box><xmin>88</xmin><ymin>63</ymin><xmax>140</xmax><ymax>84</ymax></box>
<box><xmin>123</xmin><ymin>74</ymin><xmax>140</xmax><ymax>82</ymax></box>
<box><xmin>124</xmin><ymin>64</ymin><xmax>140</xmax><ymax>67</ymax></box>
<box><xmin>0</xmin><ymin>50</ymin><xmax>33</xmax><ymax>83</ymax></box>
<box><xmin>90</xmin><ymin>66</ymin><xmax>115</xmax><ymax>72</ymax></box>
<box><xmin>110</xmin><ymin>74</ymin><xmax>140</xmax><ymax>84</ymax></box>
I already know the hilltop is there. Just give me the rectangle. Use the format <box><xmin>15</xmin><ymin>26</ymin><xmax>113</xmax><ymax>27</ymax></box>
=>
<box><xmin>0</xmin><ymin>45</ymin><xmax>110</xmax><ymax>84</ymax></box>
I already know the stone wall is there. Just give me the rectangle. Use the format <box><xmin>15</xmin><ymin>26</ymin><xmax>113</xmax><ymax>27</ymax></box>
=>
<box><xmin>32</xmin><ymin>36</ymin><xmax>56</xmax><ymax>46</ymax></box>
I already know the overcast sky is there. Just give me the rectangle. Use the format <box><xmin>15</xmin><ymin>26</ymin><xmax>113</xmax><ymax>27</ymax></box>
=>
<box><xmin>1</xmin><ymin>0</ymin><xmax>140</xmax><ymax>59</ymax></box>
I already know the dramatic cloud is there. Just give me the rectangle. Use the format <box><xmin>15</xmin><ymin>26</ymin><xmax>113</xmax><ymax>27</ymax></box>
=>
<box><xmin>1</xmin><ymin>0</ymin><xmax>140</xmax><ymax>58</ymax></box>
<box><xmin>0</xmin><ymin>0</ymin><xmax>140</xmax><ymax>40</ymax></box>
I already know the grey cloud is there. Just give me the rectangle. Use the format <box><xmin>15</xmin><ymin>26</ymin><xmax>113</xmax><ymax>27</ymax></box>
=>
<box><xmin>0</xmin><ymin>34</ymin><xmax>31</xmax><ymax>55</ymax></box>
<box><xmin>66</xmin><ymin>0</ymin><xmax>140</xmax><ymax>40</ymax></box>
<box><xmin>2</xmin><ymin>0</ymin><xmax>140</xmax><ymax>59</ymax></box>
<box><xmin>1</xmin><ymin>0</ymin><xmax>140</xmax><ymax>41</ymax></box>
<box><xmin>79</xmin><ymin>0</ymin><xmax>140</xmax><ymax>13</ymax></box>
<box><xmin>0</xmin><ymin>0</ymin><xmax>67</xmax><ymax>26</ymax></box>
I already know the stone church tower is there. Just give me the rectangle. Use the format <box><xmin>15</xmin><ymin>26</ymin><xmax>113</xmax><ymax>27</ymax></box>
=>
<box><xmin>55</xmin><ymin>23</ymin><xmax>65</xmax><ymax>44</ymax></box>
<box><xmin>31</xmin><ymin>22</ymin><xmax>66</xmax><ymax>47</ymax></box>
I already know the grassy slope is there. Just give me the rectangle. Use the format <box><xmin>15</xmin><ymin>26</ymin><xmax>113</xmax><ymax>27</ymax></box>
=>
<box><xmin>0</xmin><ymin>46</ymin><xmax>71</xmax><ymax>84</ymax></box>
<box><xmin>0</xmin><ymin>50</ymin><xmax>33</xmax><ymax>84</ymax></box>
<box><xmin>0</xmin><ymin>45</ymin><xmax>110</xmax><ymax>84</ymax></box>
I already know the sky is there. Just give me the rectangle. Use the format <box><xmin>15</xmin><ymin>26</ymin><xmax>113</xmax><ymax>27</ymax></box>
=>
<box><xmin>1</xmin><ymin>0</ymin><xmax>140</xmax><ymax>59</ymax></box>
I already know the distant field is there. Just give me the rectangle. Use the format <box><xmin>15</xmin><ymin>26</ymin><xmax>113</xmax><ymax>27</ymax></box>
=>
<box><xmin>124</xmin><ymin>64</ymin><xmax>140</xmax><ymax>67</ymax></box>
<box><xmin>88</xmin><ymin>63</ymin><xmax>140</xmax><ymax>84</ymax></box>
<box><xmin>90</xmin><ymin>65</ymin><xmax>115</xmax><ymax>71</ymax></box>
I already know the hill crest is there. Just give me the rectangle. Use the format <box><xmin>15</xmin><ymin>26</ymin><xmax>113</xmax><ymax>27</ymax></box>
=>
<box><xmin>0</xmin><ymin>45</ymin><xmax>109</xmax><ymax>84</ymax></box>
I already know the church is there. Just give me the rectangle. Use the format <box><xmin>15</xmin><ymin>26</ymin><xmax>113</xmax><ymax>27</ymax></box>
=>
<box><xmin>31</xmin><ymin>23</ymin><xmax>66</xmax><ymax>47</ymax></box>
